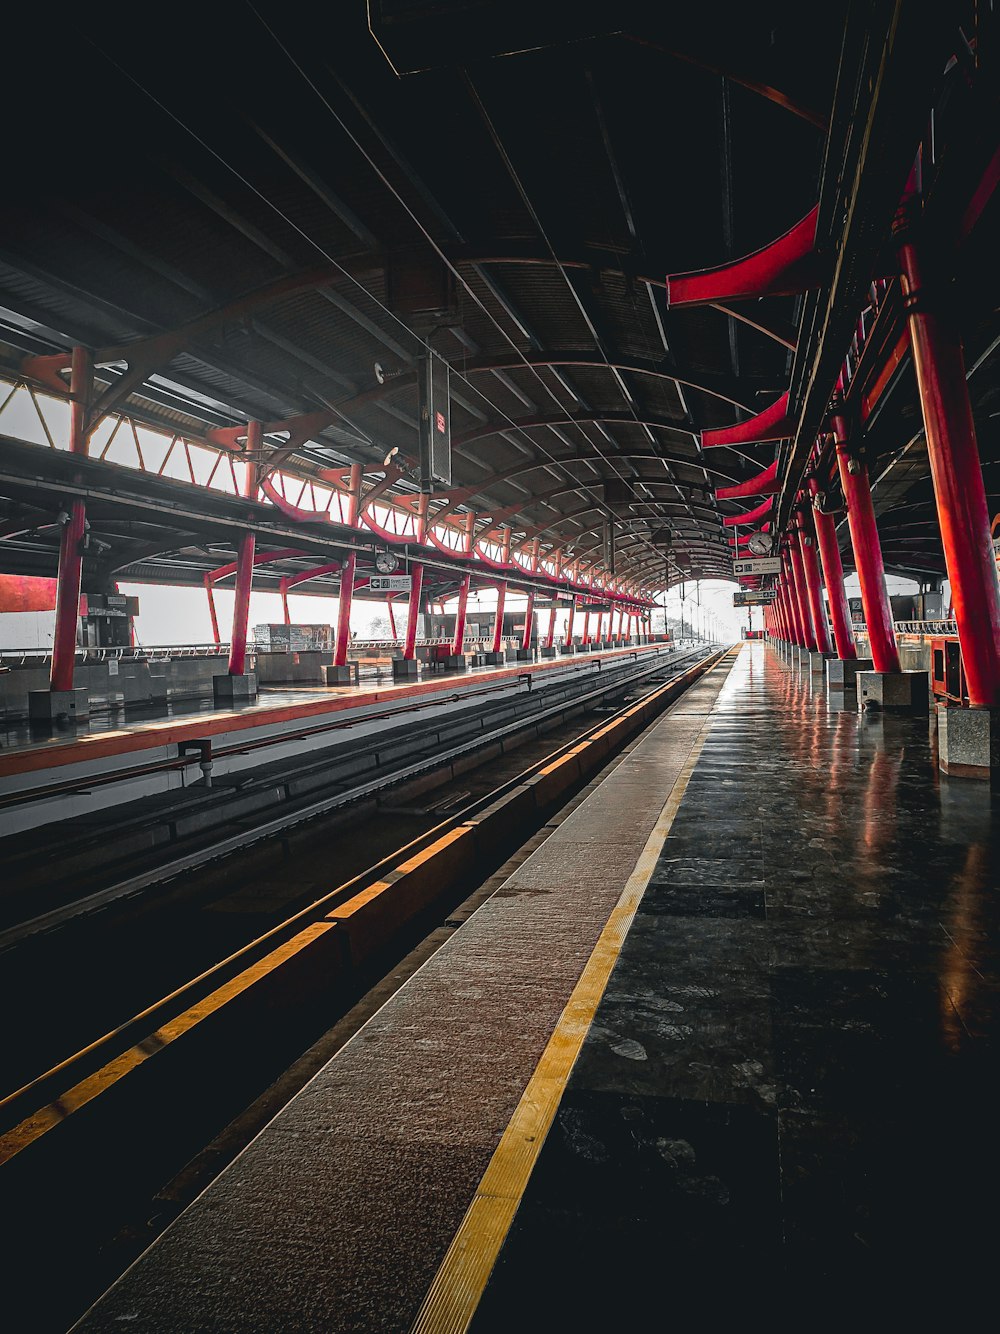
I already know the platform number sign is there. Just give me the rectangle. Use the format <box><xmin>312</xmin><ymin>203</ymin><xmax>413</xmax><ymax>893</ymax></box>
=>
<box><xmin>419</xmin><ymin>352</ymin><xmax>452</xmax><ymax>492</ymax></box>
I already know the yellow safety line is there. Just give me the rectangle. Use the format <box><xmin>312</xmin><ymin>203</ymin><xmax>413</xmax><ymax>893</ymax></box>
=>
<box><xmin>409</xmin><ymin>649</ymin><xmax>738</xmax><ymax>1334</ymax></box>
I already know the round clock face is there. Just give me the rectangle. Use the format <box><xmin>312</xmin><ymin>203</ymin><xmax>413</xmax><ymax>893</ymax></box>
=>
<box><xmin>747</xmin><ymin>532</ymin><xmax>772</xmax><ymax>556</ymax></box>
<box><xmin>375</xmin><ymin>550</ymin><xmax>399</xmax><ymax>574</ymax></box>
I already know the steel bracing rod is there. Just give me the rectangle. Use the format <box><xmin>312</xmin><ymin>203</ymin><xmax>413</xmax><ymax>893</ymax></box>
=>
<box><xmin>895</xmin><ymin>204</ymin><xmax>1000</xmax><ymax>707</ymax></box>
<box><xmin>831</xmin><ymin>409</ymin><xmax>900</xmax><ymax>674</ymax></box>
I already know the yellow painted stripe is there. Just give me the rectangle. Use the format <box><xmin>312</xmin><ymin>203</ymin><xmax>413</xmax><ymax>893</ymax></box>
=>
<box><xmin>410</xmin><ymin>651</ymin><xmax>738</xmax><ymax>1334</ymax></box>
<box><xmin>0</xmin><ymin>919</ymin><xmax>337</xmax><ymax>1166</ymax></box>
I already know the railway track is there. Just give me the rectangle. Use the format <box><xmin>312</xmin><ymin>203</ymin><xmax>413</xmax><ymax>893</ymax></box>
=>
<box><xmin>0</xmin><ymin>644</ymin><xmax>727</xmax><ymax>1333</ymax></box>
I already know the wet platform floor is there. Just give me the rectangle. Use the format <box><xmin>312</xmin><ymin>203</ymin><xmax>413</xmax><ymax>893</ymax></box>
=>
<box><xmin>473</xmin><ymin>643</ymin><xmax>1000</xmax><ymax>1323</ymax></box>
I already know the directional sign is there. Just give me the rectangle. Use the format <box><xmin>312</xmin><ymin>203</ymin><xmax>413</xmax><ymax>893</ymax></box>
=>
<box><xmin>733</xmin><ymin>590</ymin><xmax>777</xmax><ymax>606</ymax></box>
<box><xmin>732</xmin><ymin>557</ymin><xmax>782</xmax><ymax>576</ymax></box>
<box><xmin>368</xmin><ymin>574</ymin><xmax>413</xmax><ymax>593</ymax></box>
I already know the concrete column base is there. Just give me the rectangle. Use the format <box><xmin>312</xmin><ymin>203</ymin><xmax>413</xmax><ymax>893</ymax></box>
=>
<box><xmin>937</xmin><ymin>704</ymin><xmax>1000</xmax><ymax>779</ymax></box>
<box><xmin>807</xmin><ymin>651</ymin><xmax>827</xmax><ymax>673</ymax></box>
<box><xmin>857</xmin><ymin>670</ymin><xmax>929</xmax><ymax>714</ymax></box>
<box><xmin>392</xmin><ymin>657</ymin><xmax>419</xmax><ymax>680</ymax></box>
<box><xmin>483</xmin><ymin>651</ymin><xmax>505</xmax><ymax>666</ymax></box>
<box><xmin>540</xmin><ymin>646</ymin><xmax>557</xmax><ymax>658</ymax></box>
<box><xmin>444</xmin><ymin>654</ymin><xmax>468</xmax><ymax>671</ymax></box>
<box><xmin>515</xmin><ymin>647</ymin><xmax>534</xmax><ymax>662</ymax></box>
<box><xmin>213</xmin><ymin>672</ymin><xmax>258</xmax><ymax>703</ymax></box>
<box><xmin>826</xmin><ymin>657</ymin><xmax>873</xmax><ymax>692</ymax></box>
<box><xmin>28</xmin><ymin>686</ymin><xmax>90</xmax><ymax>723</ymax></box>
<box><xmin>322</xmin><ymin>664</ymin><xmax>359</xmax><ymax>687</ymax></box>
<box><xmin>559</xmin><ymin>644</ymin><xmax>575</xmax><ymax>655</ymax></box>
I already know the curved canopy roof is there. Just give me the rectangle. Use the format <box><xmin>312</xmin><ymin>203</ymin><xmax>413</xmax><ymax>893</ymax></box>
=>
<box><xmin>0</xmin><ymin>2</ymin><xmax>995</xmax><ymax>596</ymax></box>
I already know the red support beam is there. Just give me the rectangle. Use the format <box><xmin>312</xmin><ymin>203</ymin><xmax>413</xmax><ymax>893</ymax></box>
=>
<box><xmin>522</xmin><ymin>591</ymin><xmax>535</xmax><ymax>652</ymax></box>
<box><xmin>832</xmin><ymin>412</ymin><xmax>900</xmax><ymax>674</ymax></box>
<box><xmin>452</xmin><ymin>574</ymin><xmax>471</xmax><ymax>655</ymax></box>
<box><xmin>404</xmin><ymin>563</ymin><xmax>424</xmax><ymax>660</ymax></box>
<box><xmin>492</xmin><ymin>581</ymin><xmax>507</xmax><ymax>654</ymax></box>
<box><xmin>896</xmin><ymin>210</ymin><xmax>1000</xmax><ymax>707</ymax></box>
<box><xmin>807</xmin><ymin>474</ymin><xmax>857</xmax><ymax>661</ymax></box>
<box><xmin>565</xmin><ymin>598</ymin><xmax>576</xmax><ymax>647</ymax></box>
<box><xmin>796</xmin><ymin>510</ymin><xmax>833</xmax><ymax>656</ymax></box>
<box><xmin>50</xmin><ymin>347</ymin><xmax>93</xmax><ymax>693</ymax></box>
<box><xmin>546</xmin><ymin>605</ymin><xmax>557</xmax><ymax>649</ymax></box>
<box><xmin>227</xmin><ymin>530</ymin><xmax>256</xmax><ymax>677</ymax></box>
<box><xmin>334</xmin><ymin>552</ymin><xmax>357</xmax><ymax>668</ymax></box>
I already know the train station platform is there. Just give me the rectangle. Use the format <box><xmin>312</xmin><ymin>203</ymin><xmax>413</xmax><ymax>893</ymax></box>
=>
<box><xmin>72</xmin><ymin>643</ymin><xmax>999</xmax><ymax>1330</ymax></box>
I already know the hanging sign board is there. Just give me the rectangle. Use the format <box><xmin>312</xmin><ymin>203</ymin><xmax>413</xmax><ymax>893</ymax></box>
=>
<box><xmin>368</xmin><ymin>574</ymin><xmax>413</xmax><ymax>593</ymax></box>
<box><xmin>733</xmin><ymin>590</ymin><xmax>777</xmax><ymax>606</ymax></box>
<box><xmin>732</xmin><ymin>557</ymin><xmax>781</xmax><ymax>576</ymax></box>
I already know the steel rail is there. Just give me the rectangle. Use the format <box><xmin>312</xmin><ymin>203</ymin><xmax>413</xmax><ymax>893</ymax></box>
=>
<box><xmin>0</xmin><ymin>649</ymin><xmax>698</xmax><ymax>945</ymax></box>
<box><xmin>0</xmin><ymin>649</ymin><xmax>660</xmax><ymax>812</ymax></box>
<box><xmin>0</xmin><ymin>645</ymin><xmax>724</xmax><ymax>1134</ymax></box>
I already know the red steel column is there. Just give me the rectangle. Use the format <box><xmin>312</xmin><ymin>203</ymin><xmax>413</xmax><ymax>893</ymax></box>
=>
<box><xmin>492</xmin><ymin>581</ymin><xmax>507</xmax><ymax>653</ymax></box>
<box><xmin>522</xmin><ymin>591</ymin><xmax>535</xmax><ymax>651</ymax></box>
<box><xmin>779</xmin><ymin>559</ymin><xmax>798</xmax><ymax>644</ymax></box>
<box><xmin>565</xmin><ymin>599</ymin><xmax>576</xmax><ymax>646</ymax></box>
<box><xmin>581</xmin><ymin>610</ymin><xmax>591</xmax><ymax>646</ymax></box>
<box><xmin>280</xmin><ymin>578</ymin><xmax>291</xmax><ymax>626</ymax></box>
<box><xmin>787</xmin><ymin>541</ymin><xmax>816</xmax><ymax>650</ymax></box>
<box><xmin>797</xmin><ymin>510</ymin><xmax>833</xmax><ymax>655</ymax></box>
<box><xmin>403</xmin><ymin>563</ymin><xmax>424</xmax><ymax>659</ymax></box>
<box><xmin>452</xmin><ymin>575</ymin><xmax>470</xmax><ymax>655</ymax></box>
<box><xmin>775</xmin><ymin>584</ymin><xmax>788</xmax><ymax>640</ymax></box>
<box><xmin>545</xmin><ymin>605</ymin><xmax>557</xmax><ymax>648</ymax></box>
<box><xmin>387</xmin><ymin>598</ymin><xmax>397</xmax><ymax>641</ymax></box>
<box><xmin>50</xmin><ymin>347</ymin><xmax>92</xmax><ymax>692</ymax></box>
<box><xmin>832</xmin><ymin>412</ymin><xmax>901</xmax><ymax>673</ymax></box>
<box><xmin>227</xmin><ymin>531</ymin><xmax>256</xmax><ymax>676</ymax></box>
<box><xmin>807</xmin><ymin>474</ymin><xmax>858</xmax><ymax>660</ymax></box>
<box><xmin>779</xmin><ymin>584</ymin><xmax>792</xmax><ymax>641</ymax></box>
<box><xmin>896</xmin><ymin>212</ymin><xmax>1000</xmax><ymax>706</ymax></box>
<box><xmin>335</xmin><ymin>552</ymin><xmax>357</xmax><ymax>667</ymax></box>
<box><xmin>227</xmin><ymin>419</ymin><xmax>261</xmax><ymax>677</ymax></box>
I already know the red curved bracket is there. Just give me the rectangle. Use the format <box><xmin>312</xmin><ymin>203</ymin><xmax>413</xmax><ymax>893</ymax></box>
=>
<box><xmin>283</xmin><ymin>561</ymin><xmax>341</xmax><ymax>590</ymax></box>
<box><xmin>702</xmin><ymin>393</ymin><xmax>796</xmax><ymax>449</ymax></box>
<box><xmin>665</xmin><ymin>206</ymin><xmax>821</xmax><ymax>307</ymax></box>
<box><xmin>260</xmin><ymin>477</ymin><xmax>333</xmax><ymax>524</ymax></box>
<box><xmin>716</xmin><ymin>460</ymin><xmax>780</xmax><ymax>499</ymax></box>
<box><xmin>723</xmin><ymin>496</ymin><xmax>774</xmax><ymax>529</ymax></box>
<box><xmin>727</xmin><ymin>521</ymin><xmax>772</xmax><ymax>546</ymax></box>
<box><xmin>207</xmin><ymin>547</ymin><xmax>303</xmax><ymax>583</ymax></box>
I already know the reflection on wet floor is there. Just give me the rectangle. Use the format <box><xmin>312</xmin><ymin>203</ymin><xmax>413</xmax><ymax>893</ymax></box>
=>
<box><xmin>472</xmin><ymin>643</ymin><xmax>999</xmax><ymax>1325</ymax></box>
